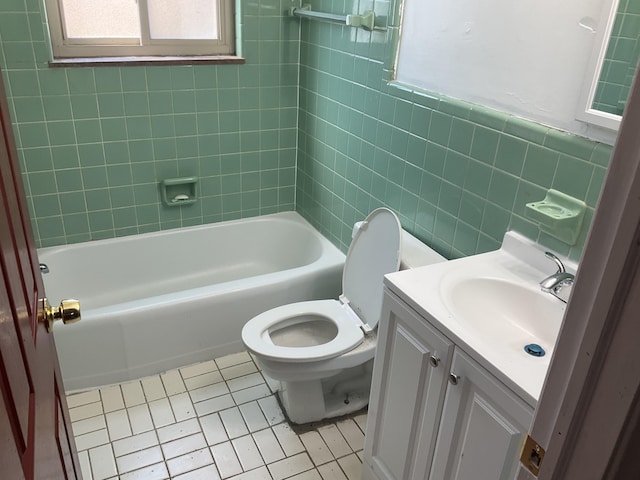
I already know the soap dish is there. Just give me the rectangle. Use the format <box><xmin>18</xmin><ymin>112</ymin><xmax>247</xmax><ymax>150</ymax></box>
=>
<box><xmin>160</xmin><ymin>177</ymin><xmax>198</xmax><ymax>207</ymax></box>
<box><xmin>525</xmin><ymin>189</ymin><xmax>586</xmax><ymax>245</ymax></box>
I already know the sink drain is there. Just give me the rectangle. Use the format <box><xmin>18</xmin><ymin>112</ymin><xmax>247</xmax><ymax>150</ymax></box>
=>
<box><xmin>524</xmin><ymin>344</ymin><xmax>546</xmax><ymax>357</ymax></box>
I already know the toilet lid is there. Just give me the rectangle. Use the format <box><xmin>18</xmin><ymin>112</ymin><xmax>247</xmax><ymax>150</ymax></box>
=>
<box><xmin>342</xmin><ymin>208</ymin><xmax>402</xmax><ymax>330</ymax></box>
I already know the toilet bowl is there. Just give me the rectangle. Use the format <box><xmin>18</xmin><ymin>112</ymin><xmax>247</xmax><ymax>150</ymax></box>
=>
<box><xmin>242</xmin><ymin>208</ymin><xmax>446</xmax><ymax>423</ymax></box>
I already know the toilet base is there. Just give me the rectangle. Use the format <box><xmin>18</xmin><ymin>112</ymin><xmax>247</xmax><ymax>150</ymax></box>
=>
<box><xmin>276</xmin><ymin>361</ymin><xmax>373</xmax><ymax>424</ymax></box>
<box><xmin>279</xmin><ymin>380</ymin><xmax>325</xmax><ymax>424</ymax></box>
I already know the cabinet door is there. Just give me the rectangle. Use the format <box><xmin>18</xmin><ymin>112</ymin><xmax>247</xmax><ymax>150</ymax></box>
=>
<box><xmin>363</xmin><ymin>291</ymin><xmax>454</xmax><ymax>480</ymax></box>
<box><xmin>430</xmin><ymin>349</ymin><xmax>533</xmax><ymax>480</ymax></box>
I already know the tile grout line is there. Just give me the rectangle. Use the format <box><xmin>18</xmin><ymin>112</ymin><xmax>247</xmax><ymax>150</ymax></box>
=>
<box><xmin>68</xmin><ymin>351</ymin><xmax>366</xmax><ymax>480</ymax></box>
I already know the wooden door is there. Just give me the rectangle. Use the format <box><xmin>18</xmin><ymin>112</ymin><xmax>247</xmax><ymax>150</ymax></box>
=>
<box><xmin>0</xmin><ymin>69</ymin><xmax>81</xmax><ymax>478</ymax></box>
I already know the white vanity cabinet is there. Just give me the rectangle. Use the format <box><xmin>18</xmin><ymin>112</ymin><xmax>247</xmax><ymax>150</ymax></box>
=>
<box><xmin>363</xmin><ymin>289</ymin><xmax>533</xmax><ymax>480</ymax></box>
<box><xmin>429</xmin><ymin>349</ymin><xmax>533</xmax><ymax>480</ymax></box>
<box><xmin>363</xmin><ymin>289</ymin><xmax>454</xmax><ymax>480</ymax></box>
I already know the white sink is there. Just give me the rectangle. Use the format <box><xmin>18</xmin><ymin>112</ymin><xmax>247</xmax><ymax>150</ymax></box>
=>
<box><xmin>442</xmin><ymin>277</ymin><xmax>564</xmax><ymax>351</ymax></box>
<box><xmin>384</xmin><ymin>231</ymin><xmax>575</xmax><ymax>404</ymax></box>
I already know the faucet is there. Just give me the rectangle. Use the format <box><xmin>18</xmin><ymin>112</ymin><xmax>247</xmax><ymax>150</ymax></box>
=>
<box><xmin>540</xmin><ymin>252</ymin><xmax>574</xmax><ymax>301</ymax></box>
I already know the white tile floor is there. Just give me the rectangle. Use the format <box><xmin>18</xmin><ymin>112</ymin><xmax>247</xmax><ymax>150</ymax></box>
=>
<box><xmin>67</xmin><ymin>351</ymin><xmax>366</xmax><ymax>480</ymax></box>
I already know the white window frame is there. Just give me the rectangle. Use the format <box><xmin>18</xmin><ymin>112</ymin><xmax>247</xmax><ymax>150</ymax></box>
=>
<box><xmin>44</xmin><ymin>0</ymin><xmax>235</xmax><ymax>59</ymax></box>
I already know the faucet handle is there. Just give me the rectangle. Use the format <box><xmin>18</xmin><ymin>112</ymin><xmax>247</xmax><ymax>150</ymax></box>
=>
<box><xmin>544</xmin><ymin>251</ymin><xmax>565</xmax><ymax>274</ymax></box>
<box><xmin>540</xmin><ymin>252</ymin><xmax>574</xmax><ymax>302</ymax></box>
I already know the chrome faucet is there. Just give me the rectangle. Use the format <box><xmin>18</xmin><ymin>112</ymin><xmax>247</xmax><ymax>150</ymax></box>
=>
<box><xmin>540</xmin><ymin>252</ymin><xmax>574</xmax><ymax>302</ymax></box>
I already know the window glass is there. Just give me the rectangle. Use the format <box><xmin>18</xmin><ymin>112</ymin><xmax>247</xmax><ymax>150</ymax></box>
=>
<box><xmin>60</xmin><ymin>0</ymin><xmax>140</xmax><ymax>39</ymax></box>
<box><xmin>147</xmin><ymin>0</ymin><xmax>218</xmax><ymax>40</ymax></box>
<box><xmin>46</xmin><ymin>0</ymin><xmax>235</xmax><ymax>59</ymax></box>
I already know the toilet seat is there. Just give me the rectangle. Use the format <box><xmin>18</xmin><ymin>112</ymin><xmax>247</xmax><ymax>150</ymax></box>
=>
<box><xmin>241</xmin><ymin>299</ymin><xmax>365</xmax><ymax>362</ymax></box>
<box><xmin>242</xmin><ymin>208</ymin><xmax>402</xmax><ymax>364</ymax></box>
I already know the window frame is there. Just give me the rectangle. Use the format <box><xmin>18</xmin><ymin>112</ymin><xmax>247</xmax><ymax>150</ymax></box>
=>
<box><xmin>44</xmin><ymin>0</ymin><xmax>236</xmax><ymax>59</ymax></box>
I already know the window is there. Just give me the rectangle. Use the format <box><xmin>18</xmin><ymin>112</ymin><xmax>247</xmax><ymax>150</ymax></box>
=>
<box><xmin>44</xmin><ymin>0</ymin><xmax>235</xmax><ymax>60</ymax></box>
<box><xmin>394</xmin><ymin>0</ymin><xmax>602</xmax><ymax>134</ymax></box>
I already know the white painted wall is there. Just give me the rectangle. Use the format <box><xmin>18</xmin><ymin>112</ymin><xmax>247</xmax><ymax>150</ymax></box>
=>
<box><xmin>396</xmin><ymin>0</ymin><xmax>617</xmax><ymax>143</ymax></box>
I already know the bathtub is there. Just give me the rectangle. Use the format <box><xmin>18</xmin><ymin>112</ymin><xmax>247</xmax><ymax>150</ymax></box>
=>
<box><xmin>39</xmin><ymin>212</ymin><xmax>345</xmax><ymax>391</ymax></box>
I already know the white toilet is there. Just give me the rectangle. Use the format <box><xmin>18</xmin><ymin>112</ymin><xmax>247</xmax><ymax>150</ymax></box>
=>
<box><xmin>241</xmin><ymin>208</ymin><xmax>446</xmax><ymax>423</ymax></box>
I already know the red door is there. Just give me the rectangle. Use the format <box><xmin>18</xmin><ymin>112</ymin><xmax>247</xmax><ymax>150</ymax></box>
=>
<box><xmin>0</xmin><ymin>68</ymin><xmax>81</xmax><ymax>478</ymax></box>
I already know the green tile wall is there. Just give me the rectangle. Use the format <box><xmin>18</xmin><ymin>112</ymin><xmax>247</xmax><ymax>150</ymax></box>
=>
<box><xmin>2</xmin><ymin>0</ymin><xmax>615</xmax><ymax>262</ymax></box>
<box><xmin>295</xmin><ymin>0</ymin><xmax>613</xmax><ymax>261</ymax></box>
<box><xmin>594</xmin><ymin>0</ymin><xmax>640</xmax><ymax>115</ymax></box>
<box><xmin>0</xmin><ymin>0</ymin><xmax>299</xmax><ymax>246</ymax></box>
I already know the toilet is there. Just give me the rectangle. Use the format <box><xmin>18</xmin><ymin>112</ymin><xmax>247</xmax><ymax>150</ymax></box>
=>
<box><xmin>241</xmin><ymin>208</ymin><xmax>446</xmax><ymax>423</ymax></box>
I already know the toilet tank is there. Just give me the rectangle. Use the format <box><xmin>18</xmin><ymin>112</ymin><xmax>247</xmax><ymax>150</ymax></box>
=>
<box><xmin>352</xmin><ymin>220</ymin><xmax>447</xmax><ymax>269</ymax></box>
<box><xmin>400</xmin><ymin>229</ymin><xmax>447</xmax><ymax>269</ymax></box>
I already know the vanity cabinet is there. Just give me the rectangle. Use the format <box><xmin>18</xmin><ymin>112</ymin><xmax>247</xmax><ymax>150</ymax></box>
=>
<box><xmin>363</xmin><ymin>289</ymin><xmax>454</xmax><ymax>480</ymax></box>
<box><xmin>429</xmin><ymin>349</ymin><xmax>533</xmax><ymax>479</ymax></box>
<box><xmin>363</xmin><ymin>289</ymin><xmax>533</xmax><ymax>480</ymax></box>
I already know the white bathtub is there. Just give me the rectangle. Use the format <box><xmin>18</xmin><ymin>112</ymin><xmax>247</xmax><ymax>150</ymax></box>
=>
<box><xmin>39</xmin><ymin>212</ymin><xmax>345</xmax><ymax>391</ymax></box>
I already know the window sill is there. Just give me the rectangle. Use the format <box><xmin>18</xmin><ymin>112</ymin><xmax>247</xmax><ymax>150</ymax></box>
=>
<box><xmin>49</xmin><ymin>55</ymin><xmax>245</xmax><ymax>68</ymax></box>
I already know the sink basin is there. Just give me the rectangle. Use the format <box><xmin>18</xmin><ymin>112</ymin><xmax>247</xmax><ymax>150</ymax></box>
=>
<box><xmin>442</xmin><ymin>277</ymin><xmax>565</xmax><ymax>351</ymax></box>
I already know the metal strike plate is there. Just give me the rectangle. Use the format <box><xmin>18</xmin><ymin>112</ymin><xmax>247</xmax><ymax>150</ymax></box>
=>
<box><xmin>520</xmin><ymin>434</ymin><xmax>545</xmax><ymax>476</ymax></box>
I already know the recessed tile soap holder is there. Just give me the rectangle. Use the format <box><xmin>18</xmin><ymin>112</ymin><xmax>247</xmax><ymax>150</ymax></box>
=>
<box><xmin>525</xmin><ymin>189</ymin><xmax>586</xmax><ymax>245</ymax></box>
<box><xmin>160</xmin><ymin>177</ymin><xmax>198</xmax><ymax>207</ymax></box>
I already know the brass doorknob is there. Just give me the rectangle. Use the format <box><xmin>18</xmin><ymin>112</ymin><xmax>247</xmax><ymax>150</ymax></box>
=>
<box><xmin>41</xmin><ymin>298</ymin><xmax>81</xmax><ymax>332</ymax></box>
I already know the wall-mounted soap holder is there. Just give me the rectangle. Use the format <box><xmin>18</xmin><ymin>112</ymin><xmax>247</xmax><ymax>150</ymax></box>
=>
<box><xmin>160</xmin><ymin>177</ymin><xmax>198</xmax><ymax>207</ymax></box>
<box><xmin>525</xmin><ymin>189</ymin><xmax>586</xmax><ymax>245</ymax></box>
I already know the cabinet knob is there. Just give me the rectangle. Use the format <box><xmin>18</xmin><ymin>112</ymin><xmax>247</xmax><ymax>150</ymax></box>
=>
<box><xmin>429</xmin><ymin>355</ymin><xmax>440</xmax><ymax>367</ymax></box>
<box><xmin>449</xmin><ymin>373</ymin><xmax>460</xmax><ymax>385</ymax></box>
